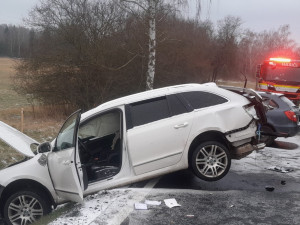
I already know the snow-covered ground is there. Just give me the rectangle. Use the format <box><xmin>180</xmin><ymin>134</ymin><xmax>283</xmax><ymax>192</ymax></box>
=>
<box><xmin>49</xmin><ymin>136</ymin><xmax>300</xmax><ymax>225</ymax></box>
<box><xmin>50</xmin><ymin>188</ymin><xmax>158</xmax><ymax>225</ymax></box>
<box><xmin>234</xmin><ymin>136</ymin><xmax>300</xmax><ymax>179</ymax></box>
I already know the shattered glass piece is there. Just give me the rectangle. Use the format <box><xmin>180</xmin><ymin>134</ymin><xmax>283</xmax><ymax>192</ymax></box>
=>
<box><xmin>134</xmin><ymin>203</ymin><xmax>148</xmax><ymax>210</ymax></box>
<box><xmin>266</xmin><ymin>166</ymin><xmax>294</xmax><ymax>173</ymax></box>
<box><xmin>164</xmin><ymin>198</ymin><xmax>181</xmax><ymax>208</ymax></box>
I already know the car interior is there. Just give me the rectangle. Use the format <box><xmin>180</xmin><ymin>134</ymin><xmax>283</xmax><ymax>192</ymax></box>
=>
<box><xmin>78</xmin><ymin>110</ymin><xmax>122</xmax><ymax>183</ymax></box>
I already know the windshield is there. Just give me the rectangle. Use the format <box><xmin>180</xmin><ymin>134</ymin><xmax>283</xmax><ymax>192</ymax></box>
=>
<box><xmin>263</xmin><ymin>65</ymin><xmax>300</xmax><ymax>85</ymax></box>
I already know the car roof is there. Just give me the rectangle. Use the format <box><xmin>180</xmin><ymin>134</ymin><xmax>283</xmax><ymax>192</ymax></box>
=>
<box><xmin>82</xmin><ymin>82</ymin><xmax>230</xmax><ymax>119</ymax></box>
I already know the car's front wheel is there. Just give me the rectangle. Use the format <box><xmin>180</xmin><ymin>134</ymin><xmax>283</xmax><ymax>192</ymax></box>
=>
<box><xmin>191</xmin><ymin>141</ymin><xmax>231</xmax><ymax>181</ymax></box>
<box><xmin>3</xmin><ymin>190</ymin><xmax>51</xmax><ymax>225</ymax></box>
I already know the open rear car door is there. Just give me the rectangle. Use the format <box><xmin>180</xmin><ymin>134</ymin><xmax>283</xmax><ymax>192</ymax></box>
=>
<box><xmin>48</xmin><ymin>110</ymin><xmax>86</xmax><ymax>203</ymax></box>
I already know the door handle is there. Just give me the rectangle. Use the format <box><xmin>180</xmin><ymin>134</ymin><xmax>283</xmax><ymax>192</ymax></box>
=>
<box><xmin>62</xmin><ymin>160</ymin><xmax>73</xmax><ymax>165</ymax></box>
<box><xmin>174</xmin><ymin>122</ymin><xmax>188</xmax><ymax>129</ymax></box>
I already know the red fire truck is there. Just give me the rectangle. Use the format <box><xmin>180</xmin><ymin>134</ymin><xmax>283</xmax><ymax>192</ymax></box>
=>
<box><xmin>256</xmin><ymin>57</ymin><xmax>300</xmax><ymax>104</ymax></box>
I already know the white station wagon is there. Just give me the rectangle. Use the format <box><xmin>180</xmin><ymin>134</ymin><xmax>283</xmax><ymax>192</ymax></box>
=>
<box><xmin>0</xmin><ymin>83</ymin><xmax>265</xmax><ymax>225</ymax></box>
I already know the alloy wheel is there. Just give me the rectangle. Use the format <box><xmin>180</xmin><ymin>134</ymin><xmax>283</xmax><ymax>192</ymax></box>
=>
<box><xmin>7</xmin><ymin>194</ymin><xmax>43</xmax><ymax>225</ymax></box>
<box><xmin>195</xmin><ymin>144</ymin><xmax>228</xmax><ymax>178</ymax></box>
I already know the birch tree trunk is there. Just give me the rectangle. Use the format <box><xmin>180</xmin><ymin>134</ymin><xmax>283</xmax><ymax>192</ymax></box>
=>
<box><xmin>119</xmin><ymin>0</ymin><xmax>199</xmax><ymax>90</ymax></box>
<box><xmin>146</xmin><ymin>0</ymin><xmax>156</xmax><ymax>90</ymax></box>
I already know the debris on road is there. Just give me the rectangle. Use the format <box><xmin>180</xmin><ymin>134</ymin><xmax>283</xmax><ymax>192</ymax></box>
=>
<box><xmin>134</xmin><ymin>203</ymin><xmax>148</xmax><ymax>210</ymax></box>
<box><xmin>186</xmin><ymin>215</ymin><xmax>194</xmax><ymax>217</ymax></box>
<box><xmin>145</xmin><ymin>200</ymin><xmax>161</xmax><ymax>206</ymax></box>
<box><xmin>164</xmin><ymin>198</ymin><xmax>181</xmax><ymax>208</ymax></box>
<box><xmin>265</xmin><ymin>186</ymin><xmax>275</xmax><ymax>192</ymax></box>
<box><xmin>266</xmin><ymin>166</ymin><xmax>294</xmax><ymax>173</ymax></box>
<box><xmin>281</xmin><ymin>181</ymin><xmax>286</xmax><ymax>185</ymax></box>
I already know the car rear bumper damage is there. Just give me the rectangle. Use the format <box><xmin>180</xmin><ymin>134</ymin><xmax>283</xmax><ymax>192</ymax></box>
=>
<box><xmin>231</xmin><ymin>142</ymin><xmax>266</xmax><ymax>159</ymax></box>
<box><xmin>220</xmin><ymin>86</ymin><xmax>268</xmax><ymax>125</ymax></box>
<box><xmin>225</xmin><ymin>121</ymin><xmax>265</xmax><ymax>159</ymax></box>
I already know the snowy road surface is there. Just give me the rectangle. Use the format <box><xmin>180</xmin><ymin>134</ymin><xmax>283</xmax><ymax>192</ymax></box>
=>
<box><xmin>49</xmin><ymin>136</ymin><xmax>300</xmax><ymax>225</ymax></box>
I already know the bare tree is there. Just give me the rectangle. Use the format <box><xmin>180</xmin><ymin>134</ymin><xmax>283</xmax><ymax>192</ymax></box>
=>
<box><xmin>211</xmin><ymin>16</ymin><xmax>242</xmax><ymax>82</ymax></box>
<box><xmin>15</xmin><ymin>0</ymin><xmax>136</xmax><ymax>110</ymax></box>
<box><xmin>238</xmin><ymin>25</ymin><xmax>297</xmax><ymax>81</ymax></box>
<box><xmin>118</xmin><ymin>0</ymin><xmax>201</xmax><ymax>90</ymax></box>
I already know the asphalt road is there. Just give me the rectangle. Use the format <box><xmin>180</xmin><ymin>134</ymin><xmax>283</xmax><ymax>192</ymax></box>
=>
<box><xmin>117</xmin><ymin>137</ymin><xmax>300</xmax><ymax>225</ymax></box>
<box><xmin>120</xmin><ymin>190</ymin><xmax>300</xmax><ymax>225</ymax></box>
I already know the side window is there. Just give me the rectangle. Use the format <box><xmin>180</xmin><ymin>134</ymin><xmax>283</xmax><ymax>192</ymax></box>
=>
<box><xmin>129</xmin><ymin>97</ymin><xmax>170</xmax><ymax>127</ymax></box>
<box><xmin>55</xmin><ymin>110</ymin><xmax>81</xmax><ymax>151</ymax></box>
<box><xmin>181</xmin><ymin>91</ymin><xmax>228</xmax><ymax>109</ymax></box>
<box><xmin>262</xmin><ymin>97</ymin><xmax>279</xmax><ymax>109</ymax></box>
<box><xmin>167</xmin><ymin>94</ymin><xmax>189</xmax><ymax>116</ymax></box>
<box><xmin>269</xmin><ymin>100</ymin><xmax>279</xmax><ymax>108</ymax></box>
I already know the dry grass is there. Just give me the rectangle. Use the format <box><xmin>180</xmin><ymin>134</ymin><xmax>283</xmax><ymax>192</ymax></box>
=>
<box><xmin>0</xmin><ymin>57</ymin><xmax>28</xmax><ymax>110</ymax></box>
<box><xmin>0</xmin><ymin>58</ymin><xmax>68</xmax><ymax>169</ymax></box>
<box><xmin>0</xmin><ymin>105</ymin><xmax>67</xmax><ymax>169</ymax></box>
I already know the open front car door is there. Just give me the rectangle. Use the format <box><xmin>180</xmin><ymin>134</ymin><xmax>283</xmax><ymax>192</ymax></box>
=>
<box><xmin>48</xmin><ymin>110</ymin><xmax>86</xmax><ymax>203</ymax></box>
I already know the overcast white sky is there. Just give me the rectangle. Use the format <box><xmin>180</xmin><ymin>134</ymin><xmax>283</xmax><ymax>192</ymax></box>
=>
<box><xmin>0</xmin><ymin>0</ymin><xmax>300</xmax><ymax>44</ymax></box>
<box><xmin>194</xmin><ymin>0</ymin><xmax>300</xmax><ymax>44</ymax></box>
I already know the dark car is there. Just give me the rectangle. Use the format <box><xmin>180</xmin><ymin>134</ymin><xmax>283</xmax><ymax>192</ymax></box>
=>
<box><xmin>258</xmin><ymin>92</ymin><xmax>300</xmax><ymax>145</ymax></box>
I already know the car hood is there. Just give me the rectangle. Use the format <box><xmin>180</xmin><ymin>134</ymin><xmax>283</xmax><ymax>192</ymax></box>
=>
<box><xmin>0</xmin><ymin>121</ymin><xmax>39</xmax><ymax>157</ymax></box>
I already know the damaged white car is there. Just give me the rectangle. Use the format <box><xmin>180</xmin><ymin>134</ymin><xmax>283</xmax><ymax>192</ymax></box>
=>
<box><xmin>0</xmin><ymin>83</ymin><xmax>265</xmax><ymax>225</ymax></box>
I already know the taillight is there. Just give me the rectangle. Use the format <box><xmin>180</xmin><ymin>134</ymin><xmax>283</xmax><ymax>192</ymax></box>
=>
<box><xmin>284</xmin><ymin>111</ymin><xmax>297</xmax><ymax>122</ymax></box>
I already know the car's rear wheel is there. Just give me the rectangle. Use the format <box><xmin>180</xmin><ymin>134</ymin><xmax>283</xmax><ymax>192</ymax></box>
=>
<box><xmin>3</xmin><ymin>190</ymin><xmax>51</xmax><ymax>225</ymax></box>
<box><xmin>191</xmin><ymin>141</ymin><xmax>231</xmax><ymax>181</ymax></box>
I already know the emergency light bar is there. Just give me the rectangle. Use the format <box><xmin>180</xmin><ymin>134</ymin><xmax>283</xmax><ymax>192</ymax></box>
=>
<box><xmin>269</xmin><ymin>58</ymin><xmax>291</xmax><ymax>62</ymax></box>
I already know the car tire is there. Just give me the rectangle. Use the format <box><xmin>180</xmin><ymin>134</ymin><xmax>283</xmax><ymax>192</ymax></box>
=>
<box><xmin>3</xmin><ymin>189</ymin><xmax>51</xmax><ymax>225</ymax></box>
<box><xmin>191</xmin><ymin>141</ymin><xmax>231</xmax><ymax>181</ymax></box>
<box><xmin>260</xmin><ymin>125</ymin><xmax>275</xmax><ymax>147</ymax></box>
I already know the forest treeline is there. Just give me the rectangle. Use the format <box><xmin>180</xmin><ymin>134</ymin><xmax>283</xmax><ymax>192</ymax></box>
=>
<box><xmin>0</xmin><ymin>25</ymin><xmax>35</xmax><ymax>58</ymax></box>
<box><xmin>3</xmin><ymin>0</ymin><xmax>299</xmax><ymax>110</ymax></box>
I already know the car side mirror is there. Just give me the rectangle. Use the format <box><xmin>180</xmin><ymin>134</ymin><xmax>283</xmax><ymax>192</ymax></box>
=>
<box><xmin>37</xmin><ymin>142</ymin><xmax>52</xmax><ymax>153</ymax></box>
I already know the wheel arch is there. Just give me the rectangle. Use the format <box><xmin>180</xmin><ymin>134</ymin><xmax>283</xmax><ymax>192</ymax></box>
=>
<box><xmin>0</xmin><ymin>179</ymin><xmax>55</xmax><ymax>217</ymax></box>
<box><xmin>187</xmin><ymin>130</ymin><xmax>230</xmax><ymax>166</ymax></box>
